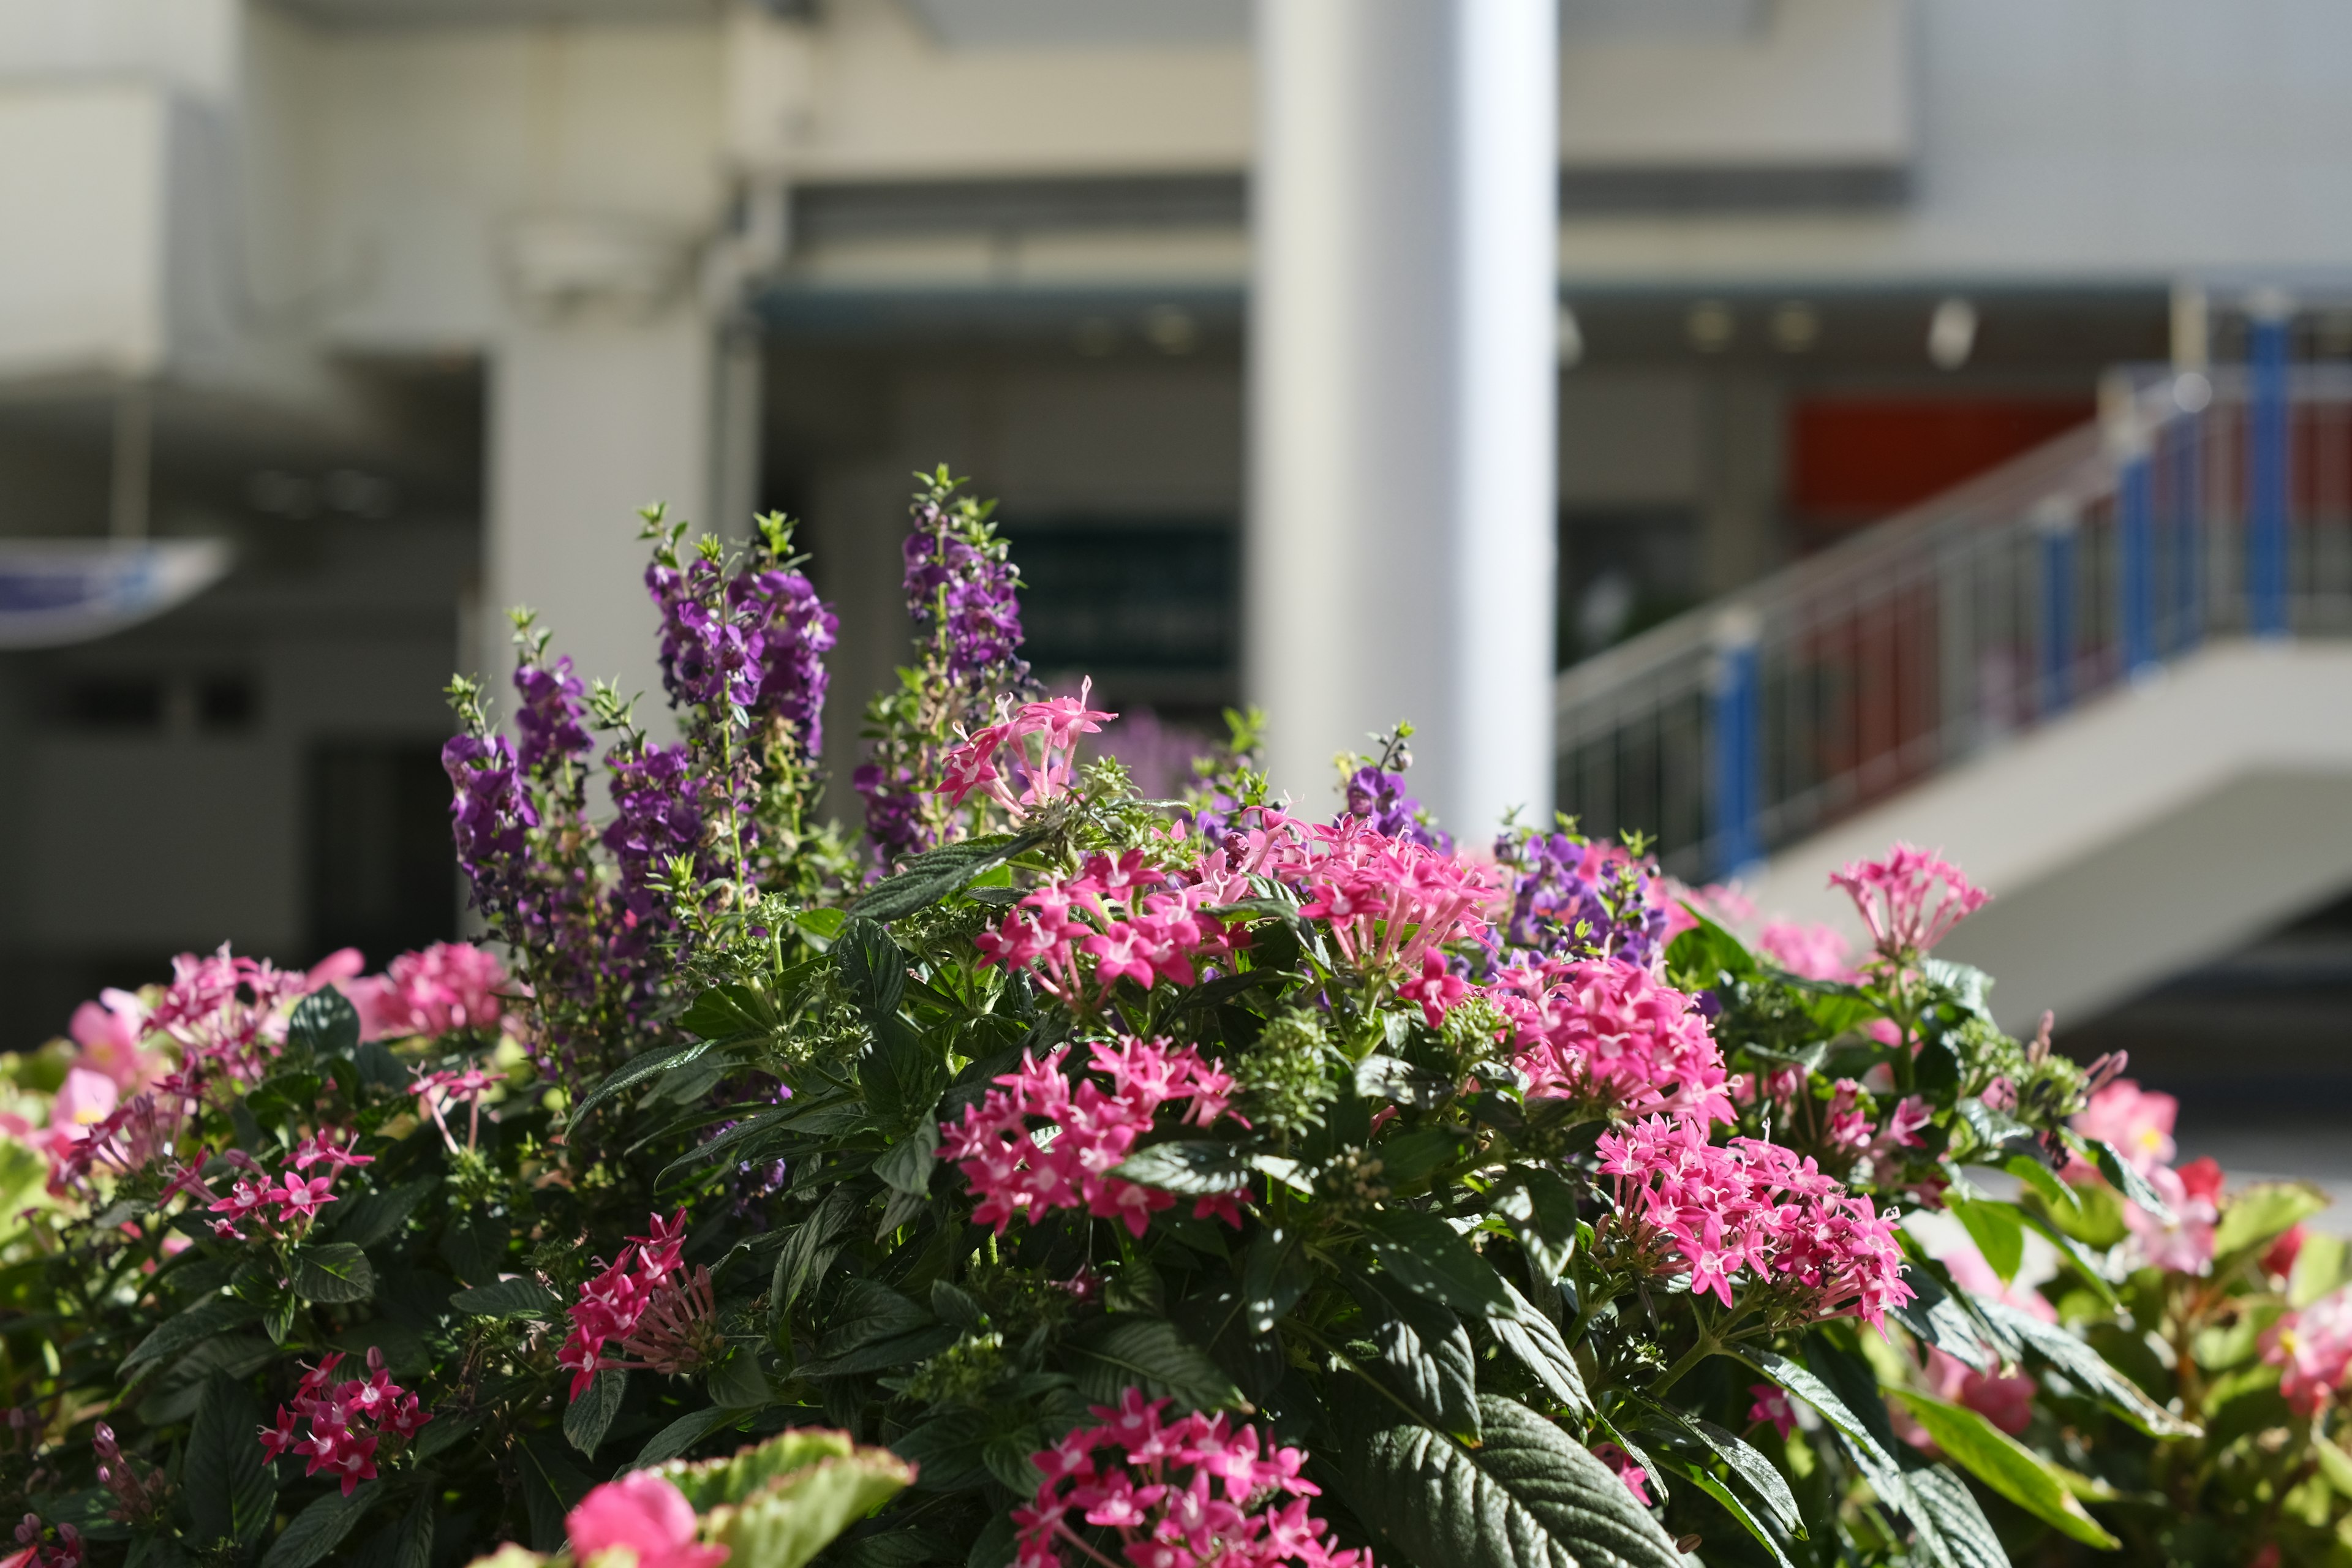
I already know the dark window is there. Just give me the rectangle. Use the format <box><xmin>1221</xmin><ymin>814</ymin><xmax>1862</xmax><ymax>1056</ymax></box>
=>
<box><xmin>307</xmin><ymin>744</ymin><xmax>459</xmax><ymax>965</ymax></box>
<box><xmin>53</xmin><ymin>676</ymin><xmax>164</xmax><ymax>730</ymax></box>
<box><xmin>199</xmin><ymin>674</ymin><xmax>258</xmax><ymax>732</ymax></box>
<box><xmin>1559</xmin><ymin>508</ymin><xmax>1702</xmax><ymax>666</ymax></box>
<box><xmin>1000</xmin><ymin>520</ymin><xmax>1238</xmax><ymax>679</ymax></box>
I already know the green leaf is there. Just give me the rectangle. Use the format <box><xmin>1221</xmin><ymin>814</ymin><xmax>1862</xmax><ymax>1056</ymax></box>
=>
<box><xmin>450</xmin><ymin>1276</ymin><xmax>562</xmax><ymax>1319</ymax></box>
<box><xmin>574</xmin><ymin>1039</ymin><xmax>721</xmax><ymax>1118</ymax></box>
<box><xmin>1353</xmin><ymin>1054</ymin><xmax>1452</xmax><ymax>1109</ymax></box>
<box><xmin>1746</xmin><ymin>1351</ymin><xmax>1926</xmax><ymax>1540</ymax></box>
<box><xmin>679</xmin><ymin>983</ymin><xmax>783</xmax><ymax>1043</ymax></box>
<box><xmin>2313</xmin><ymin>1436</ymin><xmax>2352</xmax><ymax>1499</ymax></box>
<box><xmin>564</xmin><ymin>1368</ymin><xmax>628</xmax><ymax>1455</ymax></box>
<box><xmin>391</xmin><ymin>1490</ymin><xmax>435</xmax><ymax>1568</ymax></box>
<box><xmin>1487</xmin><ymin>1280</ymin><xmax>1590</xmax><ymax>1417</ymax></box>
<box><xmin>1973</xmin><ymin>1300</ymin><xmax>2199</xmax><ymax>1436</ymax></box>
<box><xmin>1065</xmin><ymin>1316</ymin><xmax>1242</xmax><ymax>1413</ymax></box>
<box><xmin>440</xmin><ymin>1213</ymin><xmax>510</xmax><ymax>1286</ymax></box>
<box><xmin>1675</xmin><ymin>1462</ymin><xmax>1795</xmax><ymax>1568</ymax></box>
<box><xmin>1947</xmin><ymin>1199</ymin><xmax>2024</xmax><ymax>1284</ymax></box>
<box><xmin>2213</xmin><ymin>1181</ymin><xmax>2329</xmax><ymax>1259</ymax></box>
<box><xmin>1112</xmin><ymin>1141</ymin><xmax>1251</xmax><ymax>1197</ymax></box>
<box><xmin>287</xmin><ymin>987</ymin><xmax>361</xmax><ymax>1058</ymax></box>
<box><xmin>1358</xmin><ymin>1207</ymin><xmax>1513</xmax><ymax>1317</ymax></box>
<box><xmin>2002</xmin><ymin>1154</ymin><xmax>2079</xmax><ymax>1214</ymax></box>
<box><xmin>515</xmin><ymin>1434</ymin><xmax>594</xmax><ymax>1553</ymax></box>
<box><xmin>635</xmin><ymin>1406</ymin><xmax>745</xmax><ymax>1469</ymax></box>
<box><xmin>1490</xmin><ymin>1169</ymin><xmax>1580</xmax><ymax>1283</ymax></box>
<box><xmin>1888</xmin><ymin>1264</ymin><xmax>1994</xmax><ymax>1374</ymax></box>
<box><xmin>2092</xmin><ymin>1140</ymin><xmax>2174</xmax><ymax>1224</ymax></box>
<box><xmin>187</xmin><ymin>1374</ymin><xmax>275</xmax><ymax>1548</ymax></box>
<box><xmin>258</xmin><ymin>1482</ymin><xmax>381</xmax><ymax>1568</ymax></box>
<box><xmin>795</xmin><ymin>1325</ymin><xmax>958</xmax><ymax>1381</ymax></box>
<box><xmin>289</xmin><ymin>1243</ymin><xmax>375</xmax><ymax>1303</ymax></box>
<box><xmin>851</xmin><ymin>827</ymin><xmax>1057</xmax><ymax>923</ymax></box>
<box><xmin>1329</xmin><ymin>1387</ymin><xmax>1685</xmax><ymax>1568</ymax></box>
<box><xmin>834</xmin><ymin>918</ymin><xmax>909</xmax><ymax>1020</ymax></box>
<box><xmin>1690</xmin><ymin>1418</ymin><xmax>1802</xmax><ymax>1539</ymax></box>
<box><xmin>328</xmin><ymin>1177</ymin><xmax>435</xmax><ymax>1250</ymax></box>
<box><xmin>874</xmin><ymin>1118</ymin><xmax>941</xmax><ymax>1196</ymax></box>
<box><xmin>703</xmin><ymin>1448</ymin><xmax>919</xmax><ymax>1568</ymax></box>
<box><xmin>1902</xmin><ymin>1463</ymin><xmax>2010</xmax><ymax>1568</ymax></box>
<box><xmin>1890</xmin><ymin>1389</ymin><xmax>2117</xmax><ymax>1547</ymax></box>
<box><xmin>1344</xmin><ymin>1267</ymin><xmax>1479</xmax><ymax>1441</ymax></box>
<box><xmin>655</xmin><ymin>1427</ymin><xmax>861</xmax><ymax>1509</ymax></box>
<box><xmin>121</xmin><ymin>1295</ymin><xmax>264</xmax><ymax>1379</ymax></box>
<box><xmin>2006</xmin><ymin>1204</ymin><xmax>2120</xmax><ymax>1310</ymax></box>
<box><xmin>772</xmin><ymin>1182</ymin><xmax>861</xmax><ymax>1319</ymax></box>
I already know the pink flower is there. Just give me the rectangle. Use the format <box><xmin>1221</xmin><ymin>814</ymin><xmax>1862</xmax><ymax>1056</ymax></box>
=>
<box><xmin>937</xmin><ymin>684</ymin><xmax>1117</xmax><ymax>817</ymax></box>
<box><xmin>567</xmin><ymin>1472</ymin><xmax>727</xmax><ymax>1568</ymax></box>
<box><xmin>940</xmin><ymin>1039</ymin><xmax>1242</xmax><ymax>1239</ymax></box>
<box><xmin>1747</xmin><ymin>1384</ymin><xmax>1796</xmax><ymax>1440</ymax></box>
<box><xmin>146</xmin><ymin>944</ymin><xmax>317</xmax><ymax>1083</ymax></box>
<box><xmin>46</xmin><ymin>1069</ymin><xmax>119</xmax><ymax>1156</ymax></box>
<box><xmin>67</xmin><ymin>994</ymin><xmax>159</xmax><ymax>1093</ymax></box>
<box><xmin>2072</xmin><ymin>1079</ymin><xmax>2177</xmax><ymax>1175</ymax></box>
<box><xmin>2264</xmin><ymin>1224</ymin><xmax>2307</xmax><ymax>1281</ymax></box>
<box><xmin>1591</xmin><ymin>1443</ymin><xmax>1651</xmax><ymax>1507</ymax></box>
<box><xmin>559</xmin><ymin>1210</ymin><xmax>692</xmax><ymax>1397</ymax></box>
<box><xmin>1396</xmin><ymin>951</ymin><xmax>1469</xmax><ymax>1028</ymax></box>
<box><xmin>2263</xmin><ymin>1288</ymin><xmax>2352</xmax><ymax>1415</ymax></box>
<box><xmin>1926</xmin><ymin>1348</ymin><xmax>2036</xmax><ymax>1437</ymax></box>
<box><xmin>1828</xmin><ymin>843</ymin><xmax>1988</xmax><ymax>965</ymax></box>
<box><xmin>1493</xmin><ymin>959</ymin><xmax>1732</xmax><ymax>1125</ymax></box>
<box><xmin>2124</xmin><ymin>1159</ymin><xmax>2219</xmax><ymax>1275</ymax></box>
<box><xmin>349</xmin><ymin>943</ymin><xmax>508</xmax><ymax>1042</ymax></box>
<box><xmin>1015</xmin><ymin>1389</ymin><xmax>1359</xmax><ymax>1568</ymax></box>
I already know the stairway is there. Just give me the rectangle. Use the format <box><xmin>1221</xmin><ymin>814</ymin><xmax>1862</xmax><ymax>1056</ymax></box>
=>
<box><xmin>1555</xmin><ymin>330</ymin><xmax>2352</xmax><ymax>1031</ymax></box>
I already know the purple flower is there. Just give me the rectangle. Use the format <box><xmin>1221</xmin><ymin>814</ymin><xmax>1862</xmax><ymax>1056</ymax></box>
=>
<box><xmin>514</xmin><ymin>654</ymin><xmax>592</xmax><ymax>778</ymax></box>
<box><xmin>1494</xmin><ymin>829</ymin><xmax>1670</xmax><ymax>967</ymax></box>
<box><xmin>853</xmin><ymin>761</ymin><xmax>926</xmax><ymax>863</ymax></box>
<box><xmin>729</xmin><ymin>567</ymin><xmax>837</xmax><ymax>750</ymax></box>
<box><xmin>1341</xmin><ymin>764</ymin><xmax>1449</xmax><ymax>851</ymax></box>
<box><xmin>442</xmin><ymin>733</ymin><xmax>534</xmax><ymax>901</ymax></box>
<box><xmin>903</xmin><ymin>508</ymin><xmax>1025</xmax><ymax>683</ymax></box>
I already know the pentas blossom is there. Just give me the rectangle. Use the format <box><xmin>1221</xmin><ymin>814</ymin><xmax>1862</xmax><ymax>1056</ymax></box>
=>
<box><xmin>347</xmin><ymin>941</ymin><xmax>508</xmax><ymax>1042</ymax></box>
<box><xmin>45</xmin><ymin>1087</ymin><xmax>190</xmax><ymax>1200</ymax></box>
<box><xmin>567</xmin><ymin>1471</ymin><xmax>726</xmax><ymax>1568</ymax></box>
<box><xmin>197</xmin><ymin>1139</ymin><xmax>371</xmax><ymax>1241</ymax></box>
<box><xmin>1014</xmin><ymin>1389</ymin><xmax>1362</xmax><ymax>1568</ymax></box>
<box><xmin>1493</xmin><ymin>829</ymin><xmax>1670</xmax><ymax>968</ymax></box>
<box><xmin>2264</xmin><ymin>1287</ymin><xmax>2352</xmax><ymax>1414</ymax></box>
<box><xmin>92</xmin><ymin>1425</ymin><xmax>166</xmax><ymax>1526</ymax></box>
<box><xmin>1491</xmin><ymin>959</ymin><xmax>1733</xmax><ymax>1126</ymax></box>
<box><xmin>1596</xmin><ymin>1115</ymin><xmax>1913</xmax><ymax>1331</ymax></box>
<box><xmin>3</xmin><ymin>1515</ymin><xmax>80</xmax><ymax>1568</ymax></box>
<box><xmin>1755</xmin><ymin>921</ymin><xmax>1856</xmax><ymax>983</ymax></box>
<box><xmin>1747</xmin><ymin>1384</ymin><xmax>1797</xmax><ymax>1440</ymax></box>
<box><xmin>257</xmin><ymin>1348</ymin><xmax>431</xmax><ymax>1496</ymax></box>
<box><xmin>145</xmin><ymin>944</ymin><xmax>320</xmax><ymax>1084</ymax></box>
<box><xmin>412</xmin><ymin>1064</ymin><xmax>500</xmax><ymax>1153</ymax></box>
<box><xmin>976</xmin><ymin>850</ymin><xmax>1242</xmax><ymax>1003</ymax></box>
<box><xmin>940</xmin><ymin>1038</ymin><xmax>1241</xmax><ymax>1238</ymax></box>
<box><xmin>559</xmin><ymin>1210</ymin><xmax>690</xmax><ymax>1398</ymax></box>
<box><xmin>1590</xmin><ymin>1442</ymin><xmax>1651</xmax><ymax>1507</ymax></box>
<box><xmin>1828</xmin><ymin>842</ymin><xmax>1989</xmax><ymax>965</ymax></box>
<box><xmin>1262</xmin><ymin>818</ymin><xmax>1499</xmax><ymax>980</ymax></box>
<box><xmin>938</xmin><ymin>685</ymin><xmax>1116</xmax><ymax>818</ymax></box>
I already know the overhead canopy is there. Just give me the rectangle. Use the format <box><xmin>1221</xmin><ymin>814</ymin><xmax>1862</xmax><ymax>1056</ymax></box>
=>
<box><xmin>0</xmin><ymin>540</ymin><xmax>232</xmax><ymax>649</ymax></box>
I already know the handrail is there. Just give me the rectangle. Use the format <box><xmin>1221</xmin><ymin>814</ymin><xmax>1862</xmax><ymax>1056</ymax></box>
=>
<box><xmin>1554</xmin><ymin>333</ymin><xmax>2350</xmax><ymax>881</ymax></box>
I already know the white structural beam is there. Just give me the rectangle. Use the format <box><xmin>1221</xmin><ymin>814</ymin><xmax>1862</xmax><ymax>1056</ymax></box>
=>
<box><xmin>1246</xmin><ymin>0</ymin><xmax>1558</xmax><ymax>837</ymax></box>
<box><xmin>1742</xmin><ymin>643</ymin><xmax>2352</xmax><ymax>1032</ymax></box>
<box><xmin>487</xmin><ymin>314</ymin><xmax>714</xmax><ymax>722</ymax></box>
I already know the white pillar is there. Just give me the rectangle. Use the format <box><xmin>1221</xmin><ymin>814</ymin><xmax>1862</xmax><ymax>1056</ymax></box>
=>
<box><xmin>487</xmin><ymin>312</ymin><xmax>714</xmax><ymax>723</ymax></box>
<box><xmin>1246</xmin><ymin>0</ymin><xmax>1558</xmax><ymax>840</ymax></box>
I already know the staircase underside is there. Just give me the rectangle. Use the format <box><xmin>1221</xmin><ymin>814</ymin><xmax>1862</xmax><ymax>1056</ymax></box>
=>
<box><xmin>1742</xmin><ymin>641</ymin><xmax>2352</xmax><ymax>1035</ymax></box>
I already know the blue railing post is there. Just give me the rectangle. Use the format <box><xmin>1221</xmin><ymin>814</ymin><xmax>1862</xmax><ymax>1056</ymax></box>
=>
<box><xmin>2036</xmin><ymin>500</ymin><xmax>2078</xmax><ymax>713</ymax></box>
<box><xmin>1708</xmin><ymin>612</ymin><xmax>1762</xmax><ymax>879</ymax></box>
<box><xmin>2248</xmin><ymin>295</ymin><xmax>2293</xmax><ymax>637</ymax></box>
<box><xmin>2118</xmin><ymin>445</ymin><xmax>2156</xmax><ymax>677</ymax></box>
<box><xmin>2170</xmin><ymin>393</ymin><xmax>2204</xmax><ymax>653</ymax></box>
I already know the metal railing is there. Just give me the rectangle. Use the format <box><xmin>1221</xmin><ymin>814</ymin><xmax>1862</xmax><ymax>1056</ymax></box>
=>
<box><xmin>1555</xmin><ymin>318</ymin><xmax>2352</xmax><ymax>880</ymax></box>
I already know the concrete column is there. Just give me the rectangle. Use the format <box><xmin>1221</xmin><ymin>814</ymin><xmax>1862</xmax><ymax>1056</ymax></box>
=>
<box><xmin>1246</xmin><ymin>0</ymin><xmax>1558</xmax><ymax>839</ymax></box>
<box><xmin>486</xmin><ymin>312</ymin><xmax>714</xmax><ymax>723</ymax></box>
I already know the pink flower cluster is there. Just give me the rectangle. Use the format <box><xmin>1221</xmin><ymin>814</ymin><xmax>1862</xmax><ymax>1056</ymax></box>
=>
<box><xmin>2071</xmin><ymin>1080</ymin><xmax>2221</xmax><ymax>1273</ymax></box>
<box><xmin>567</xmin><ymin>1471</ymin><xmax>725</xmax><ymax>1568</ymax></box>
<box><xmin>2</xmin><ymin>1515</ymin><xmax>80</xmax><ymax>1568</ymax></box>
<box><xmin>1828</xmin><ymin>843</ymin><xmax>1989</xmax><ymax>965</ymax></box>
<box><xmin>940</xmin><ymin>1038</ymin><xmax>1240</xmax><ymax>1238</ymax></box>
<box><xmin>1589</xmin><ymin>1442</ymin><xmax>1651</xmax><ymax>1507</ymax></box>
<box><xmin>347</xmin><ymin>942</ymin><xmax>508</xmax><ymax>1042</ymax></box>
<box><xmin>559</xmin><ymin>1210</ymin><xmax>690</xmax><ymax>1399</ymax></box>
<box><xmin>257</xmin><ymin>1347</ymin><xmax>432</xmax><ymax>1496</ymax></box>
<box><xmin>940</xmin><ymin>685</ymin><xmax>1117</xmax><ymax>817</ymax></box>
<box><xmin>192</xmin><ymin>1134</ymin><xmax>372</xmax><ymax>1241</ymax></box>
<box><xmin>1281</xmin><ymin>821</ymin><xmax>1500</xmax><ymax>980</ymax></box>
<box><xmin>145</xmin><ymin>943</ymin><xmax>323</xmax><ymax>1083</ymax></box>
<box><xmin>1596</xmin><ymin>1115</ymin><xmax>1913</xmax><ymax>1330</ymax></box>
<box><xmin>2263</xmin><ymin>1287</ymin><xmax>2352</xmax><ymax>1415</ymax></box>
<box><xmin>1014</xmin><ymin>1389</ymin><xmax>1364</xmax><ymax>1568</ymax></box>
<box><xmin>1491</xmin><ymin>959</ymin><xmax>1733</xmax><ymax>1125</ymax></box>
<box><xmin>976</xmin><ymin>850</ymin><xmax>1242</xmax><ymax>1002</ymax></box>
